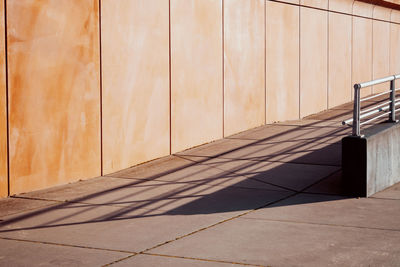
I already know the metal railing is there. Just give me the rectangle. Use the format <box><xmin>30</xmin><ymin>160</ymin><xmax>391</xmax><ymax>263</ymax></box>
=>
<box><xmin>342</xmin><ymin>74</ymin><xmax>400</xmax><ymax>136</ymax></box>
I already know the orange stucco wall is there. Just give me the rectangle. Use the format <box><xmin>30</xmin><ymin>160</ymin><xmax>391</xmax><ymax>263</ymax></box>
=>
<box><xmin>170</xmin><ymin>0</ymin><xmax>223</xmax><ymax>153</ymax></box>
<box><xmin>266</xmin><ymin>1</ymin><xmax>299</xmax><ymax>123</ymax></box>
<box><xmin>1</xmin><ymin>0</ymin><xmax>400</xmax><ymax>196</ymax></box>
<box><xmin>224</xmin><ymin>0</ymin><xmax>265</xmax><ymax>136</ymax></box>
<box><xmin>101</xmin><ymin>0</ymin><xmax>170</xmax><ymax>174</ymax></box>
<box><xmin>7</xmin><ymin>0</ymin><xmax>101</xmax><ymax>195</ymax></box>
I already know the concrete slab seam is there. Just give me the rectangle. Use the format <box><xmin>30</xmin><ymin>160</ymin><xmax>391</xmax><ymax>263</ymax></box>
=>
<box><xmin>0</xmin><ymin>236</ymin><xmax>136</xmax><ymax>255</ymax></box>
<box><xmin>140</xmin><ymin>192</ymin><xmax>297</xmax><ymax>254</ymax></box>
<box><xmin>239</xmin><ymin>216</ymin><xmax>400</xmax><ymax>233</ymax></box>
<box><xmin>10</xmin><ymin>195</ymin><xmax>174</xmax><ymax>213</ymax></box>
<box><xmin>141</xmin><ymin>252</ymin><xmax>267</xmax><ymax>267</ymax></box>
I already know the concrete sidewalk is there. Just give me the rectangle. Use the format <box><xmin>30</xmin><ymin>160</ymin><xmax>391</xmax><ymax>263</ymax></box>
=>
<box><xmin>1</xmin><ymin>105</ymin><xmax>400</xmax><ymax>266</ymax></box>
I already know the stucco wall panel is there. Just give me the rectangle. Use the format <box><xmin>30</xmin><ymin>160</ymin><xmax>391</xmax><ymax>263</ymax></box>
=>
<box><xmin>279</xmin><ymin>0</ymin><xmax>299</xmax><ymax>4</ymax></box>
<box><xmin>266</xmin><ymin>1</ymin><xmax>299</xmax><ymax>123</ymax></box>
<box><xmin>0</xmin><ymin>0</ymin><xmax>7</xmax><ymax>197</ymax></box>
<box><xmin>101</xmin><ymin>0</ymin><xmax>170</xmax><ymax>174</ymax></box>
<box><xmin>7</xmin><ymin>0</ymin><xmax>101</xmax><ymax>194</ymax></box>
<box><xmin>300</xmin><ymin>7</ymin><xmax>328</xmax><ymax>118</ymax></box>
<box><xmin>171</xmin><ymin>0</ymin><xmax>222</xmax><ymax>153</ymax></box>
<box><xmin>300</xmin><ymin>0</ymin><xmax>328</xmax><ymax>9</ymax></box>
<box><xmin>352</xmin><ymin>17</ymin><xmax>373</xmax><ymax>97</ymax></box>
<box><xmin>328</xmin><ymin>13</ymin><xmax>352</xmax><ymax>108</ymax></box>
<box><xmin>329</xmin><ymin>0</ymin><xmax>353</xmax><ymax>14</ymax></box>
<box><xmin>372</xmin><ymin>20</ymin><xmax>390</xmax><ymax>93</ymax></box>
<box><xmin>224</xmin><ymin>0</ymin><xmax>265</xmax><ymax>136</ymax></box>
<box><xmin>373</xmin><ymin>6</ymin><xmax>392</xmax><ymax>20</ymax></box>
<box><xmin>353</xmin><ymin>1</ymin><xmax>374</xmax><ymax>17</ymax></box>
<box><xmin>390</xmin><ymin>23</ymin><xmax>400</xmax><ymax>88</ymax></box>
<box><xmin>391</xmin><ymin>9</ymin><xmax>400</xmax><ymax>22</ymax></box>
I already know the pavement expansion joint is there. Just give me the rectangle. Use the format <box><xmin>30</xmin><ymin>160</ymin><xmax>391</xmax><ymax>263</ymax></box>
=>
<box><xmin>239</xmin><ymin>217</ymin><xmax>400</xmax><ymax>233</ymax></box>
<box><xmin>11</xmin><ymin>194</ymin><xmax>179</xmax><ymax>212</ymax></box>
<box><xmin>0</xmin><ymin>236</ymin><xmax>136</xmax><ymax>254</ymax></box>
<box><xmin>174</xmin><ymin>155</ymin><xmax>298</xmax><ymax>193</ymax></box>
<box><xmin>140</xmin><ymin>252</ymin><xmax>268</xmax><ymax>267</ymax></box>
<box><xmin>102</xmin><ymin>254</ymin><xmax>137</xmax><ymax>267</ymax></box>
<box><xmin>141</xmin><ymin>192</ymin><xmax>298</xmax><ymax>254</ymax></box>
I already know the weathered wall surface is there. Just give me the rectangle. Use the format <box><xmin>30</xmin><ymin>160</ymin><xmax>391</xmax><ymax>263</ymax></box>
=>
<box><xmin>353</xmin><ymin>16</ymin><xmax>373</xmax><ymax>97</ymax></box>
<box><xmin>1</xmin><ymin>0</ymin><xmax>400</xmax><ymax>195</ymax></box>
<box><xmin>299</xmin><ymin>7</ymin><xmax>328</xmax><ymax>118</ymax></box>
<box><xmin>266</xmin><ymin>1</ymin><xmax>299</xmax><ymax>123</ymax></box>
<box><xmin>0</xmin><ymin>1</ymin><xmax>7</xmax><ymax>197</ymax></box>
<box><xmin>101</xmin><ymin>0</ymin><xmax>170</xmax><ymax>174</ymax></box>
<box><xmin>328</xmin><ymin>12</ymin><xmax>352</xmax><ymax>108</ymax></box>
<box><xmin>224</xmin><ymin>0</ymin><xmax>265</xmax><ymax>136</ymax></box>
<box><xmin>7</xmin><ymin>0</ymin><xmax>101</xmax><ymax>194</ymax></box>
<box><xmin>372</xmin><ymin>7</ymin><xmax>391</xmax><ymax>94</ymax></box>
<box><xmin>170</xmin><ymin>0</ymin><xmax>223</xmax><ymax>153</ymax></box>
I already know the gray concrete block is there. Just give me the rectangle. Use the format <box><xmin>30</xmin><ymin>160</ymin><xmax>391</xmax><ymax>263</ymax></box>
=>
<box><xmin>342</xmin><ymin>122</ymin><xmax>400</xmax><ymax>196</ymax></box>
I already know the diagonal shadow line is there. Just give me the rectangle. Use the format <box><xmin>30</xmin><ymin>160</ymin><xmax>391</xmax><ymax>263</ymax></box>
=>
<box><xmin>79</xmin><ymin>126</ymin><xmax>344</xmax><ymax>222</ymax></box>
<box><xmin>179</xmin><ymin>126</ymin><xmax>343</xmax><ymax>173</ymax></box>
<box><xmin>17</xmin><ymin>140</ymin><xmax>341</xmax><ymax>227</ymax></box>
<box><xmin>0</xmin><ymin>109</ymin><xmax>352</xmax><ymax>228</ymax></box>
<box><xmin>0</xmin><ymin>168</ymin><xmax>344</xmax><ymax>234</ymax></box>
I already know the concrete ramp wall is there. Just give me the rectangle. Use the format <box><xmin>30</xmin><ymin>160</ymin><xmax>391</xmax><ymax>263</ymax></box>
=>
<box><xmin>342</xmin><ymin>122</ymin><xmax>400</xmax><ymax>196</ymax></box>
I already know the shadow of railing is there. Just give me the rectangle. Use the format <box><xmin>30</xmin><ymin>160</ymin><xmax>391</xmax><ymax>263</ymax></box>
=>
<box><xmin>0</xmin><ymin>110</ymin><xmax>355</xmax><ymax>234</ymax></box>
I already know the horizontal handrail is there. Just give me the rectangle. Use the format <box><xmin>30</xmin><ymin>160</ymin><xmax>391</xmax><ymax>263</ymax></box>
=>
<box><xmin>355</xmin><ymin>75</ymin><xmax>395</xmax><ymax>89</ymax></box>
<box><xmin>360</xmin><ymin>111</ymin><xmax>390</xmax><ymax>126</ymax></box>
<box><xmin>360</xmin><ymin>100</ymin><xmax>391</xmax><ymax>115</ymax></box>
<box><xmin>360</xmin><ymin>90</ymin><xmax>391</xmax><ymax>102</ymax></box>
<box><xmin>360</xmin><ymin>87</ymin><xmax>400</xmax><ymax>102</ymax></box>
<box><xmin>342</xmin><ymin>74</ymin><xmax>400</xmax><ymax>136</ymax></box>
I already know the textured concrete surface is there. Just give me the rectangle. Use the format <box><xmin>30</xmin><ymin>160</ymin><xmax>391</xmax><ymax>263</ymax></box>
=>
<box><xmin>170</xmin><ymin>0</ymin><xmax>223</xmax><ymax>153</ymax></box>
<box><xmin>266</xmin><ymin>1</ymin><xmax>299</xmax><ymax>123</ymax></box>
<box><xmin>1</xmin><ymin>107</ymin><xmax>400</xmax><ymax>266</ymax></box>
<box><xmin>7</xmin><ymin>0</ymin><xmax>101</xmax><ymax>195</ymax></box>
<box><xmin>224</xmin><ymin>0</ymin><xmax>265</xmax><ymax>136</ymax></box>
<box><xmin>101</xmin><ymin>0</ymin><xmax>170</xmax><ymax>174</ymax></box>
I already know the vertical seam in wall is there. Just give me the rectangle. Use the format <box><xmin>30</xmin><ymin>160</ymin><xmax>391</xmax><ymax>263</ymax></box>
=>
<box><xmin>372</xmin><ymin>6</ymin><xmax>375</xmax><ymax>94</ymax></box>
<box><xmin>169</xmin><ymin>0</ymin><xmax>172</xmax><ymax>154</ymax></box>
<box><xmin>389</xmin><ymin>13</ymin><xmax>392</xmax><ymax>75</ymax></box>
<box><xmin>264</xmin><ymin>0</ymin><xmax>267</xmax><ymax>125</ymax></box>
<box><xmin>390</xmin><ymin>9</ymin><xmax>393</xmax><ymax>75</ymax></box>
<box><xmin>351</xmin><ymin>1</ymin><xmax>354</xmax><ymax>100</ymax></box>
<box><xmin>98</xmin><ymin>0</ymin><xmax>103</xmax><ymax>176</ymax></box>
<box><xmin>222</xmin><ymin>0</ymin><xmax>224</xmax><ymax>138</ymax></box>
<box><xmin>4</xmin><ymin>0</ymin><xmax>9</xmax><ymax>196</ymax></box>
<box><xmin>327</xmin><ymin>8</ymin><xmax>329</xmax><ymax>109</ymax></box>
<box><xmin>299</xmin><ymin>5</ymin><xmax>301</xmax><ymax>119</ymax></box>
<box><xmin>371</xmin><ymin>17</ymin><xmax>374</xmax><ymax>94</ymax></box>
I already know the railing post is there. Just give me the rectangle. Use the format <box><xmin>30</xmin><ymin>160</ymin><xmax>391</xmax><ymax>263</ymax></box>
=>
<box><xmin>389</xmin><ymin>78</ymin><xmax>396</xmax><ymax>122</ymax></box>
<box><xmin>353</xmin><ymin>84</ymin><xmax>361</xmax><ymax>136</ymax></box>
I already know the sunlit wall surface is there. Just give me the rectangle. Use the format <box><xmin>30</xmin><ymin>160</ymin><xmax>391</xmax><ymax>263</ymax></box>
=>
<box><xmin>0</xmin><ymin>0</ymin><xmax>400</xmax><ymax>196</ymax></box>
